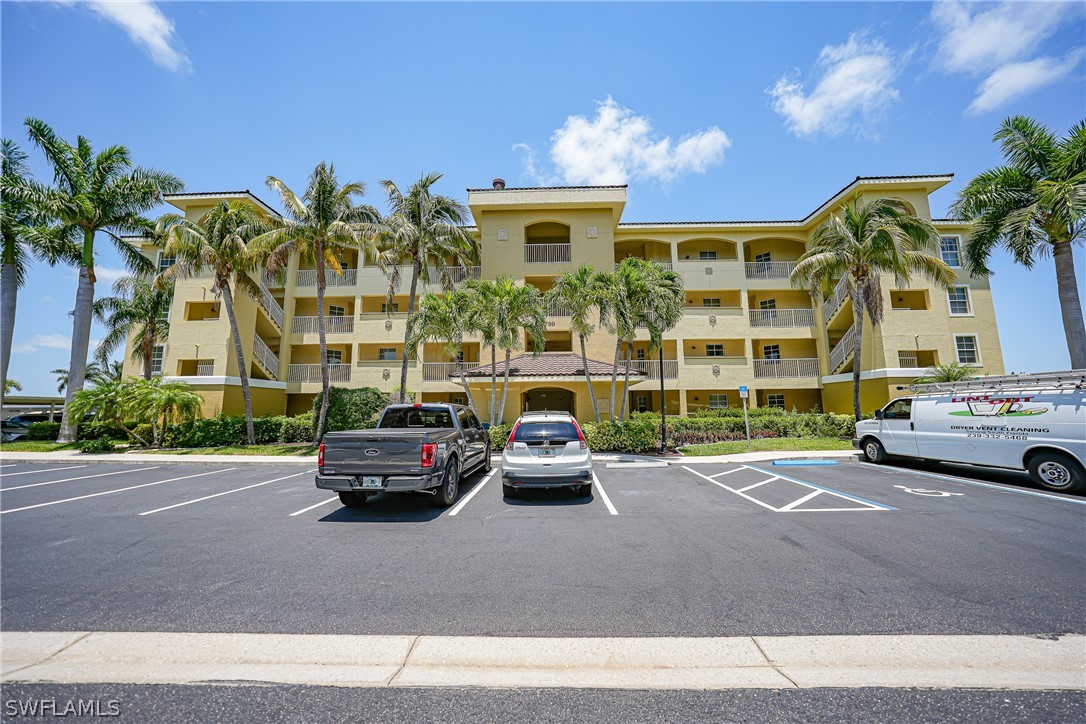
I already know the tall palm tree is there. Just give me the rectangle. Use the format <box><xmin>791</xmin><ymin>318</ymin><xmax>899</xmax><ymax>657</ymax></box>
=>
<box><xmin>156</xmin><ymin>201</ymin><xmax>268</xmax><ymax>444</ymax></box>
<box><xmin>256</xmin><ymin>163</ymin><xmax>383</xmax><ymax>443</ymax></box>
<box><xmin>594</xmin><ymin>260</ymin><xmax>650</xmax><ymax>421</ymax></box>
<box><xmin>406</xmin><ymin>291</ymin><xmax>479</xmax><ymax>416</ymax></box>
<box><xmin>92</xmin><ymin>273</ymin><xmax>173</xmax><ymax>378</ymax></box>
<box><xmin>1</xmin><ymin>138</ymin><xmax>76</xmax><ymax>405</ymax></box>
<box><xmin>792</xmin><ymin>196</ymin><xmax>955</xmax><ymax>420</ymax></box>
<box><xmin>462</xmin><ymin>278</ymin><xmax>502</xmax><ymax>425</ymax></box>
<box><xmin>952</xmin><ymin>116</ymin><xmax>1086</xmax><ymax>369</ymax></box>
<box><xmin>25</xmin><ymin>118</ymin><xmax>182</xmax><ymax>442</ymax></box>
<box><xmin>491</xmin><ymin>277</ymin><xmax>546</xmax><ymax>424</ymax></box>
<box><xmin>51</xmin><ymin>360</ymin><xmax>109</xmax><ymax>394</ymax></box>
<box><xmin>546</xmin><ymin>266</ymin><xmax>604</xmax><ymax>422</ymax></box>
<box><xmin>4</xmin><ymin>379</ymin><xmax>22</xmax><ymax>394</ymax></box>
<box><xmin>619</xmin><ymin>261</ymin><xmax>684</xmax><ymax>420</ymax></box>
<box><xmin>377</xmin><ymin>172</ymin><xmax>479</xmax><ymax>405</ymax></box>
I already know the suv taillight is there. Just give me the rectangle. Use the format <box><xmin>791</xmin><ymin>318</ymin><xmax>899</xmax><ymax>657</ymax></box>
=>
<box><xmin>318</xmin><ymin>442</ymin><xmax>325</xmax><ymax>467</ymax></box>
<box><xmin>505</xmin><ymin>421</ymin><xmax>521</xmax><ymax>450</ymax></box>
<box><xmin>421</xmin><ymin>442</ymin><xmax>437</xmax><ymax>468</ymax></box>
<box><xmin>574</xmin><ymin>421</ymin><xmax>588</xmax><ymax>450</ymax></box>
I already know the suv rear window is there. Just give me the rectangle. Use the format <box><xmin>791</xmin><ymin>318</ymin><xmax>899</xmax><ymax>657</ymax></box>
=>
<box><xmin>512</xmin><ymin>421</ymin><xmax>579</xmax><ymax>445</ymax></box>
<box><xmin>379</xmin><ymin>408</ymin><xmax>456</xmax><ymax>428</ymax></box>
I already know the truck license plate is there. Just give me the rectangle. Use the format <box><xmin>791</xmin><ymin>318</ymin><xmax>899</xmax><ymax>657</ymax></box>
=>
<box><xmin>360</xmin><ymin>476</ymin><xmax>383</xmax><ymax>489</ymax></box>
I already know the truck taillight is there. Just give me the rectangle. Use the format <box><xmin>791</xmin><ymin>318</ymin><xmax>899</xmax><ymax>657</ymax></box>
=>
<box><xmin>574</xmin><ymin>421</ymin><xmax>588</xmax><ymax>450</ymax></box>
<box><xmin>505</xmin><ymin>421</ymin><xmax>521</xmax><ymax>450</ymax></box>
<box><xmin>421</xmin><ymin>442</ymin><xmax>437</xmax><ymax>468</ymax></box>
<box><xmin>318</xmin><ymin>442</ymin><xmax>325</xmax><ymax>467</ymax></box>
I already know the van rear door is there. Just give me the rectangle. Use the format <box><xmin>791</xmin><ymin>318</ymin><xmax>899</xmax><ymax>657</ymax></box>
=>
<box><xmin>879</xmin><ymin>398</ymin><xmax>918</xmax><ymax>456</ymax></box>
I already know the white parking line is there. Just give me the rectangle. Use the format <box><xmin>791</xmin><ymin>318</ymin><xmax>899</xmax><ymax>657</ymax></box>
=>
<box><xmin>859</xmin><ymin>462</ymin><xmax>1086</xmax><ymax>505</ymax></box>
<box><xmin>777</xmin><ymin>490</ymin><xmax>823</xmax><ymax>512</ymax></box>
<box><xmin>708</xmin><ymin>468</ymin><xmax>746</xmax><ymax>479</ymax></box>
<box><xmin>0</xmin><ymin>465</ymin><xmax>87</xmax><ymax>478</ymax></box>
<box><xmin>735</xmin><ymin>476</ymin><xmax>779</xmax><ymax>493</ymax></box>
<box><xmin>590</xmin><ymin>471</ymin><xmax>618</xmax><ymax>515</ymax></box>
<box><xmin>289</xmin><ymin>497</ymin><xmax>340</xmax><ymax>517</ymax></box>
<box><xmin>1</xmin><ymin>467</ymin><xmax>160</xmax><ymax>492</ymax></box>
<box><xmin>138</xmin><ymin>470</ymin><xmax>315</xmax><ymax>516</ymax></box>
<box><xmin>448</xmin><ymin>468</ymin><xmax>497</xmax><ymax>517</ymax></box>
<box><xmin>682</xmin><ymin>466</ymin><xmax>779</xmax><ymax>512</ymax></box>
<box><xmin>0</xmin><ymin>468</ymin><xmax>235</xmax><ymax>515</ymax></box>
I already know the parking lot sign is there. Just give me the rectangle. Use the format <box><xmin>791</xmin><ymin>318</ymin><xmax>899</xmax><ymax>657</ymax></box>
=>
<box><xmin>739</xmin><ymin>386</ymin><xmax>748</xmax><ymax>399</ymax></box>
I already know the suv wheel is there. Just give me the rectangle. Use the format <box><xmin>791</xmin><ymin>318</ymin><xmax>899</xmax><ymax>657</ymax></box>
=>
<box><xmin>434</xmin><ymin>458</ymin><xmax>460</xmax><ymax>507</ymax></box>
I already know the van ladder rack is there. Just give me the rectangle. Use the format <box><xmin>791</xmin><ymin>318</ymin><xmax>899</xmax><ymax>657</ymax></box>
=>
<box><xmin>900</xmin><ymin>370</ymin><xmax>1086</xmax><ymax>394</ymax></box>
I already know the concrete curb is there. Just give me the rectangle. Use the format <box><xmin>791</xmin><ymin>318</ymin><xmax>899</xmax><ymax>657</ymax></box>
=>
<box><xmin>3</xmin><ymin>632</ymin><xmax>1082</xmax><ymax>691</ymax></box>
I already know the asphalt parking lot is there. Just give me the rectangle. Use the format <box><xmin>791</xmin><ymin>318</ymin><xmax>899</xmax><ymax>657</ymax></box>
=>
<box><xmin>1</xmin><ymin>456</ymin><xmax>1083</xmax><ymax>638</ymax></box>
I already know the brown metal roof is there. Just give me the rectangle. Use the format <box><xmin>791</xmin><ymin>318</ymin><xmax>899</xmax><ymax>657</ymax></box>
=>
<box><xmin>455</xmin><ymin>352</ymin><xmax>645</xmax><ymax>379</ymax></box>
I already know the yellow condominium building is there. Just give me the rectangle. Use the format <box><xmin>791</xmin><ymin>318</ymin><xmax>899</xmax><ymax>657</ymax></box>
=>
<box><xmin>121</xmin><ymin>175</ymin><xmax>1004</xmax><ymax>421</ymax></box>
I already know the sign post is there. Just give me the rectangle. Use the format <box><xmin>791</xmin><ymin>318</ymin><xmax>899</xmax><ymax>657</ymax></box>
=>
<box><xmin>739</xmin><ymin>386</ymin><xmax>751</xmax><ymax>450</ymax></box>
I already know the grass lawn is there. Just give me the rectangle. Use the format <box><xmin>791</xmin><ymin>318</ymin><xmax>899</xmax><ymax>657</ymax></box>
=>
<box><xmin>143</xmin><ymin>443</ymin><xmax>318</xmax><ymax>456</ymax></box>
<box><xmin>678</xmin><ymin>437</ymin><xmax>854</xmax><ymax>456</ymax></box>
<box><xmin>0</xmin><ymin>441</ymin><xmax>81</xmax><ymax>453</ymax></box>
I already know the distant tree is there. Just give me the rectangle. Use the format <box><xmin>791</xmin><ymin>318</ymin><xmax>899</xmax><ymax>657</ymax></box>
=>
<box><xmin>914</xmin><ymin>362</ymin><xmax>982</xmax><ymax>383</ymax></box>
<box><xmin>4</xmin><ymin>378</ymin><xmax>22</xmax><ymax>394</ymax></box>
<box><xmin>546</xmin><ymin>266</ymin><xmax>605</xmax><ymax>422</ymax></box>
<box><xmin>93</xmin><ymin>273</ymin><xmax>173</xmax><ymax>379</ymax></box>
<box><xmin>406</xmin><ymin>291</ymin><xmax>479</xmax><ymax>416</ymax></box>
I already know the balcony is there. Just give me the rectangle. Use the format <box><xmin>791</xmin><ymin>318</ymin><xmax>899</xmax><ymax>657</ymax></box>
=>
<box><xmin>259</xmin><ymin>286</ymin><xmax>284</xmax><ymax>329</ymax></box>
<box><xmin>525</xmin><ymin>243</ymin><xmax>571</xmax><ymax>264</ymax></box>
<box><xmin>295</xmin><ymin>268</ymin><xmax>358</xmax><ymax>287</ymax></box>
<box><xmin>829</xmin><ymin>325</ymin><xmax>857</xmax><ymax>372</ymax></box>
<box><xmin>195</xmin><ymin>362</ymin><xmax>215</xmax><ymax>376</ymax></box>
<box><xmin>262</xmin><ymin>270</ymin><xmax>285</xmax><ymax>288</ymax></box>
<box><xmin>747</xmin><ymin>308</ymin><xmax>814</xmax><ymax>328</ymax></box>
<box><xmin>628</xmin><ymin>359</ymin><xmax>679</xmax><ymax>379</ymax></box>
<box><xmin>422</xmin><ymin>362</ymin><xmax>469</xmax><ymax>382</ymax></box>
<box><xmin>253</xmin><ymin>335</ymin><xmax>279</xmax><ymax>379</ymax></box>
<box><xmin>753</xmin><ymin>358</ymin><xmax>820</xmax><ymax>378</ymax></box>
<box><xmin>291</xmin><ymin>315</ymin><xmax>354</xmax><ymax>335</ymax></box>
<box><xmin>744</xmin><ymin>261</ymin><xmax>796</xmax><ymax>280</ymax></box>
<box><xmin>822</xmin><ymin>277</ymin><xmax>849</xmax><ymax>321</ymax></box>
<box><xmin>286</xmin><ymin>363</ymin><xmax>351</xmax><ymax>383</ymax></box>
<box><xmin>395</xmin><ymin>265</ymin><xmax>481</xmax><ymax>285</ymax></box>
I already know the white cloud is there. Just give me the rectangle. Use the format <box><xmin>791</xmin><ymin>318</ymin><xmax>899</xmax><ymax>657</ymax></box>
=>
<box><xmin>968</xmin><ymin>50</ymin><xmax>1085</xmax><ymax>114</ymax></box>
<box><xmin>931</xmin><ymin>1</ymin><xmax>1074</xmax><ymax>75</ymax></box>
<box><xmin>530</xmin><ymin>97</ymin><xmax>730</xmax><ymax>185</ymax></box>
<box><xmin>94</xmin><ymin>266</ymin><xmax>128</xmax><ymax>284</ymax></box>
<box><xmin>55</xmin><ymin>0</ymin><xmax>189</xmax><ymax>72</ymax></box>
<box><xmin>769</xmin><ymin>33</ymin><xmax>899</xmax><ymax>138</ymax></box>
<box><xmin>12</xmin><ymin>334</ymin><xmax>71</xmax><ymax>355</ymax></box>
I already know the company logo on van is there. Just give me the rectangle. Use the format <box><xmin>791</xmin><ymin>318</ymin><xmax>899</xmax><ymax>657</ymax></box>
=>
<box><xmin>948</xmin><ymin>395</ymin><xmax>1048</xmax><ymax>417</ymax></box>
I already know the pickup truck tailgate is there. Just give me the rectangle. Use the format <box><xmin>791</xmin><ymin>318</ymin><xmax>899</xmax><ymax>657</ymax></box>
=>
<box><xmin>321</xmin><ymin>430</ymin><xmax>431</xmax><ymax>476</ymax></box>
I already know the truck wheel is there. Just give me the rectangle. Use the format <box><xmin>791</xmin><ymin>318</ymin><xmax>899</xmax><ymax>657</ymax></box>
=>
<box><xmin>862</xmin><ymin>437</ymin><xmax>887</xmax><ymax>464</ymax></box>
<box><xmin>434</xmin><ymin>458</ymin><xmax>460</xmax><ymax>507</ymax></box>
<box><xmin>482</xmin><ymin>443</ymin><xmax>492</xmax><ymax>473</ymax></box>
<box><xmin>1028</xmin><ymin>452</ymin><xmax>1085</xmax><ymax>493</ymax></box>
<box><xmin>338</xmin><ymin>491</ymin><xmax>370</xmax><ymax>507</ymax></box>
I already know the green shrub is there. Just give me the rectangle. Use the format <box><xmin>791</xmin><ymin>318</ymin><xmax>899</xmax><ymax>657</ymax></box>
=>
<box><xmin>583</xmin><ymin>419</ymin><xmax>659</xmax><ymax>453</ymax></box>
<box><xmin>165</xmin><ymin>415</ymin><xmax>247</xmax><ymax>448</ymax></box>
<box><xmin>278</xmin><ymin>412</ymin><xmax>314</xmax><ymax>443</ymax></box>
<box><xmin>488</xmin><ymin>424</ymin><xmax>512</xmax><ymax>449</ymax></box>
<box><xmin>77</xmin><ymin>421</ymin><xmax>128</xmax><ymax>441</ymax></box>
<box><xmin>131</xmin><ymin>423</ymin><xmax>155</xmax><ymax>447</ymax></box>
<box><xmin>313</xmin><ymin>387</ymin><xmax>387</xmax><ymax>436</ymax></box>
<box><xmin>27</xmin><ymin>421</ymin><xmax>61</xmax><ymax>441</ymax></box>
<box><xmin>253</xmin><ymin>416</ymin><xmax>282</xmax><ymax>445</ymax></box>
<box><xmin>78</xmin><ymin>437</ymin><xmax>116</xmax><ymax>454</ymax></box>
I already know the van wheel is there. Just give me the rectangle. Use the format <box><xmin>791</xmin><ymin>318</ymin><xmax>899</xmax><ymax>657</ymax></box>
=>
<box><xmin>338</xmin><ymin>491</ymin><xmax>370</xmax><ymax>507</ymax></box>
<box><xmin>862</xmin><ymin>437</ymin><xmax>887</xmax><ymax>464</ymax></box>
<box><xmin>1027</xmin><ymin>452</ymin><xmax>1085</xmax><ymax>493</ymax></box>
<box><xmin>434</xmin><ymin>458</ymin><xmax>460</xmax><ymax>507</ymax></box>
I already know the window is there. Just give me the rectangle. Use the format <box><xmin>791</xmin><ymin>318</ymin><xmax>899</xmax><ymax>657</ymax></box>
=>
<box><xmin>157</xmin><ymin>253</ymin><xmax>175</xmax><ymax>273</ymax></box>
<box><xmin>705</xmin><ymin>344</ymin><xmax>724</xmax><ymax>357</ymax></box>
<box><xmin>708</xmin><ymin>394</ymin><xmax>728</xmax><ymax>409</ymax></box>
<box><xmin>699</xmin><ymin>250</ymin><xmax>717</xmax><ymax>260</ymax></box>
<box><xmin>759</xmin><ymin>299</ymin><xmax>777</xmax><ymax>310</ymax></box>
<box><xmin>465</xmin><ymin>409</ymin><xmax>480</xmax><ymax>427</ymax></box>
<box><xmin>766</xmin><ymin>393</ymin><xmax>785</xmax><ymax>409</ymax></box>
<box><xmin>947</xmin><ymin>286</ymin><xmax>971</xmax><ymax>316</ymax></box>
<box><xmin>150</xmin><ymin>345</ymin><xmax>165</xmax><ymax>375</ymax></box>
<box><xmin>636</xmin><ymin>395</ymin><xmax>648</xmax><ymax>413</ymax></box>
<box><xmin>702</xmin><ymin>298</ymin><xmax>721</xmax><ymax>308</ymax></box>
<box><xmin>378</xmin><ymin>347</ymin><xmax>397</xmax><ymax>361</ymax></box>
<box><xmin>328</xmin><ymin>305</ymin><xmax>345</xmax><ymax>317</ymax></box>
<box><xmin>940</xmin><ymin>237</ymin><xmax>962</xmax><ymax>267</ymax></box>
<box><xmin>636</xmin><ymin>348</ymin><xmax>645</xmax><ymax>361</ymax></box>
<box><xmin>754</xmin><ymin>252</ymin><xmax>772</xmax><ymax>263</ymax></box>
<box><xmin>882</xmin><ymin>398</ymin><xmax>912</xmax><ymax>420</ymax></box>
<box><xmin>382</xmin><ymin>302</ymin><xmax>399</xmax><ymax>313</ymax></box>
<box><xmin>457</xmin><ymin>409</ymin><xmax>471</xmax><ymax>429</ymax></box>
<box><xmin>762</xmin><ymin>344</ymin><xmax>781</xmax><ymax>360</ymax></box>
<box><xmin>955</xmin><ymin>335</ymin><xmax>980</xmax><ymax>364</ymax></box>
<box><xmin>326</xmin><ymin>349</ymin><xmax>343</xmax><ymax>364</ymax></box>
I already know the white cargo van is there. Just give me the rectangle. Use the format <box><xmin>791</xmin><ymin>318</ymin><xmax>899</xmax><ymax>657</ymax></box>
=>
<box><xmin>855</xmin><ymin>371</ymin><xmax>1086</xmax><ymax>493</ymax></box>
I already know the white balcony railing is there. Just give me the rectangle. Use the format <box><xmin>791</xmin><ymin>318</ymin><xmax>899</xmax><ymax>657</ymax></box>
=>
<box><xmin>525</xmin><ymin>243</ymin><xmax>572</xmax><ymax>264</ymax></box>
<box><xmin>829</xmin><ymin>325</ymin><xmax>857</xmax><ymax>372</ymax></box>
<box><xmin>291</xmin><ymin>315</ymin><xmax>354</xmax><ymax>335</ymax></box>
<box><xmin>422</xmin><ymin>362</ymin><xmax>471</xmax><ymax>382</ymax></box>
<box><xmin>615</xmin><ymin>261</ymin><xmax>672</xmax><ymax>270</ymax></box>
<box><xmin>394</xmin><ymin>265</ymin><xmax>481</xmax><ymax>285</ymax></box>
<box><xmin>262</xmin><ymin>270</ymin><xmax>285</xmax><ymax>287</ymax></box>
<box><xmin>747</xmin><ymin>308</ymin><xmax>815</xmax><ymax>328</ymax></box>
<box><xmin>546</xmin><ymin>302</ymin><xmax>570</xmax><ymax>318</ymax></box>
<box><xmin>195</xmin><ymin>362</ymin><xmax>215</xmax><ymax>376</ymax></box>
<box><xmin>295</xmin><ymin>268</ymin><xmax>358</xmax><ymax>287</ymax></box>
<box><xmin>898</xmin><ymin>351</ymin><xmax>919</xmax><ymax>368</ymax></box>
<box><xmin>253</xmin><ymin>335</ymin><xmax>279</xmax><ymax>379</ymax></box>
<box><xmin>629</xmin><ymin>359</ymin><xmax>679</xmax><ymax>379</ymax></box>
<box><xmin>259</xmin><ymin>285</ymin><xmax>284</xmax><ymax>329</ymax></box>
<box><xmin>287</xmin><ymin>363</ymin><xmax>351</xmax><ymax>383</ymax></box>
<box><xmin>744</xmin><ymin>261</ymin><xmax>796</xmax><ymax>280</ymax></box>
<box><xmin>822</xmin><ymin>277</ymin><xmax>850</xmax><ymax>321</ymax></box>
<box><xmin>753</xmin><ymin>358</ymin><xmax>820</xmax><ymax>378</ymax></box>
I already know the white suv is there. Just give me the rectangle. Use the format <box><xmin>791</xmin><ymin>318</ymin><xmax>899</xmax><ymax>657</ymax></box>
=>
<box><xmin>501</xmin><ymin>411</ymin><xmax>593</xmax><ymax>497</ymax></box>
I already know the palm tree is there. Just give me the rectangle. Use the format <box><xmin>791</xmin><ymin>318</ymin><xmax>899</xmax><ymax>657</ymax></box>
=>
<box><xmin>376</xmin><ymin>172</ymin><xmax>479</xmax><ymax>405</ymax></box>
<box><xmin>952</xmin><ymin>116</ymin><xmax>1086</xmax><ymax>369</ymax></box>
<box><xmin>130</xmin><ymin>377</ymin><xmax>202</xmax><ymax>446</ymax></box>
<box><xmin>462</xmin><ymin>278</ymin><xmax>502</xmax><ymax>425</ymax></box>
<box><xmin>620</xmin><ymin>261</ymin><xmax>684</xmax><ymax>420</ymax></box>
<box><xmin>92</xmin><ymin>273</ymin><xmax>173</xmax><ymax>378</ymax></box>
<box><xmin>792</xmin><ymin>196</ymin><xmax>955</xmax><ymax>420</ymax></box>
<box><xmin>546</xmin><ymin>266</ymin><xmax>604</xmax><ymax>422</ymax></box>
<box><xmin>157</xmin><ymin>201</ymin><xmax>268</xmax><ymax>444</ymax></box>
<box><xmin>256</xmin><ymin>163</ymin><xmax>383</xmax><ymax>442</ymax></box>
<box><xmin>594</xmin><ymin>260</ymin><xmax>650</xmax><ymax>421</ymax></box>
<box><xmin>4</xmin><ymin>379</ymin><xmax>22</xmax><ymax>394</ymax></box>
<box><xmin>67</xmin><ymin>378</ymin><xmax>149</xmax><ymax>447</ymax></box>
<box><xmin>914</xmin><ymin>362</ymin><xmax>982</xmax><ymax>383</ymax></box>
<box><xmin>491</xmin><ymin>277</ymin><xmax>546</xmax><ymax>423</ymax></box>
<box><xmin>25</xmin><ymin>118</ymin><xmax>182</xmax><ymax>442</ymax></box>
<box><xmin>1</xmin><ymin>138</ymin><xmax>76</xmax><ymax>405</ymax></box>
<box><xmin>51</xmin><ymin>360</ymin><xmax>108</xmax><ymax>394</ymax></box>
<box><xmin>406</xmin><ymin>291</ymin><xmax>479</xmax><ymax>416</ymax></box>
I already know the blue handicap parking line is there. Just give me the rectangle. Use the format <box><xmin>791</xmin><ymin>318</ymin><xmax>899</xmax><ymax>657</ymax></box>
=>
<box><xmin>771</xmin><ymin>459</ymin><xmax>839</xmax><ymax>467</ymax></box>
<box><xmin>744</xmin><ymin>464</ymin><xmax>897</xmax><ymax>511</ymax></box>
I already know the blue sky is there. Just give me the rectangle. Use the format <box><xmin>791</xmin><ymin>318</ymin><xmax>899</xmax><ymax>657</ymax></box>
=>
<box><xmin>2</xmin><ymin>1</ymin><xmax>1084</xmax><ymax>395</ymax></box>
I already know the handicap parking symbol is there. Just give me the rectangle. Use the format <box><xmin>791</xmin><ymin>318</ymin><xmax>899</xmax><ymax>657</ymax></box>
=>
<box><xmin>894</xmin><ymin>485</ymin><xmax>964</xmax><ymax>498</ymax></box>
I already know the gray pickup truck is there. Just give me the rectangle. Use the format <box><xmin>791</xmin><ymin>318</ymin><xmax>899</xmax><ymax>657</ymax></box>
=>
<box><xmin>316</xmin><ymin>403</ymin><xmax>491</xmax><ymax>508</ymax></box>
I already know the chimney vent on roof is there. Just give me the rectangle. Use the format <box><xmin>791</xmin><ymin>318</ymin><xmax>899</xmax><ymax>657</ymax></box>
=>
<box><xmin>492</xmin><ymin>178</ymin><xmax>506</xmax><ymax>190</ymax></box>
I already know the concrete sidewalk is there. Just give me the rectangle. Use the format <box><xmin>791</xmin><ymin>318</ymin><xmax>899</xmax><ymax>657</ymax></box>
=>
<box><xmin>3</xmin><ymin>631</ymin><xmax>1082</xmax><ymax>690</ymax></box>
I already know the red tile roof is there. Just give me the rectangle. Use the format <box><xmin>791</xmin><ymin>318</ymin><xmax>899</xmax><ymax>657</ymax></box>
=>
<box><xmin>455</xmin><ymin>352</ymin><xmax>645</xmax><ymax>378</ymax></box>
